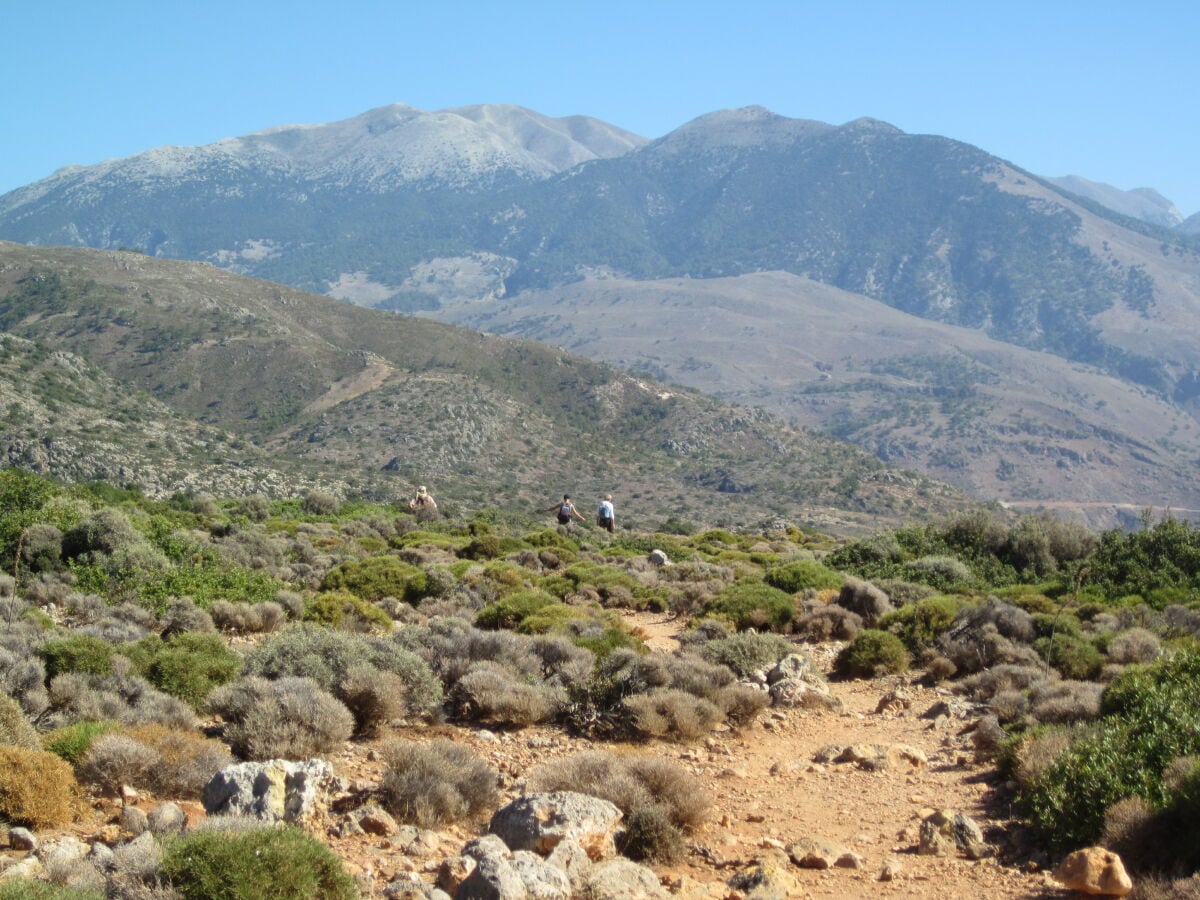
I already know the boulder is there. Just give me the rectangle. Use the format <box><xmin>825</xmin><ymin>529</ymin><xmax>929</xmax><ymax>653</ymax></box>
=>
<box><xmin>0</xmin><ymin>855</ymin><xmax>43</xmax><ymax>881</ymax></box>
<box><xmin>438</xmin><ymin>855</ymin><xmax>477</xmax><ymax>895</ymax></box>
<box><xmin>202</xmin><ymin>758</ymin><xmax>331</xmax><ymax>823</ymax></box>
<box><xmin>647</xmin><ymin>550</ymin><xmax>670</xmax><ymax>567</ymax></box>
<box><xmin>875</xmin><ymin>687</ymin><xmax>912</xmax><ymax>714</ymax></box>
<box><xmin>510</xmin><ymin>850</ymin><xmax>572</xmax><ymax>899</ymax></box>
<box><xmin>1052</xmin><ymin>847</ymin><xmax>1133</xmax><ymax>897</ymax></box>
<box><xmin>917</xmin><ymin>809</ymin><xmax>986</xmax><ymax>858</ymax></box>
<box><xmin>489</xmin><ymin>792</ymin><xmax>622</xmax><ymax>860</ymax></box>
<box><xmin>111</xmin><ymin>832</ymin><xmax>161</xmax><ymax>878</ymax></box>
<box><xmin>384</xmin><ymin>882</ymin><xmax>452</xmax><ymax>900</ymax></box>
<box><xmin>768</xmin><ymin>676</ymin><xmax>838</xmax><ymax>710</ymax></box>
<box><xmin>835</xmin><ymin>744</ymin><xmax>891</xmax><ymax>772</ymax></box>
<box><xmin>545</xmin><ymin>838</ymin><xmax>593</xmax><ymax>891</ymax></box>
<box><xmin>36</xmin><ymin>835</ymin><xmax>89</xmax><ymax>868</ymax></box>
<box><xmin>766</xmin><ymin>653</ymin><xmax>820</xmax><ymax>686</ymax></box>
<box><xmin>355</xmin><ymin>803</ymin><xmax>399</xmax><ymax>837</ymax></box>
<box><xmin>786</xmin><ymin>837</ymin><xmax>850</xmax><ymax>869</ymax></box>
<box><xmin>455</xmin><ymin>851</ymin><xmax>527</xmax><ymax>900</ymax></box>
<box><xmin>728</xmin><ymin>849</ymin><xmax>798</xmax><ymax>899</ymax></box>
<box><xmin>7</xmin><ymin>827</ymin><xmax>36</xmax><ymax>851</ymax></box>
<box><xmin>581</xmin><ymin>858</ymin><xmax>669</xmax><ymax>899</ymax></box>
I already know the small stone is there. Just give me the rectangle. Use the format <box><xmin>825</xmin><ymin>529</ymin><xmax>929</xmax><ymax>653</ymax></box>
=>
<box><xmin>8</xmin><ymin>827</ymin><xmax>37</xmax><ymax>851</ymax></box>
<box><xmin>1052</xmin><ymin>847</ymin><xmax>1133</xmax><ymax>897</ymax></box>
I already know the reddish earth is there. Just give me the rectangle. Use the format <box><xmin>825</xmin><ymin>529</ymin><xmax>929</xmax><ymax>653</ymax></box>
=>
<box><xmin>6</xmin><ymin>612</ymin><xmax>1069</xmax><ymax>898</ymax></box>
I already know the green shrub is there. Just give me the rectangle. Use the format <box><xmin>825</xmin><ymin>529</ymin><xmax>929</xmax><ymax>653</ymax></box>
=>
<box><xmin>763</xmin><ymin>559</ymin><xmax>843</xmax><ymax>593</ymax></box>
<box><xmin>300</xmin><ymin>491</ymin><xmax>341</xmax><ymax>516</ymax></box>
<box><xmin>161</xmin><ymin>824</ymin><xmax>357</xmax><ymax>900</ymax></box>
<box><xmin>0</xmin><ymin>746</ymin><xmax>78</xmax><ymax>827</ymax></box>
<box><xmin>128</xmin><ymin>632</ymin><xmax>242</xmax><ymax>708</ymax></box>
<box><xmin>475</xmin><ymin>590</ymin><xmax>557</xmax><ymax>630</ymax></box>
<box><xmin>1034</xmin><ymin>633</ymin><xmax>1104</xmax><ymax>680</ymax></box>
<box><xmin>903</xmin><ymin>555</ymin><xmax>972</xmax><ymax>590</ymax></box>
<box><xmin>0</xmin><ymin>882</ymin><xmax>104</xmax><ymax>900</ymax></box>
<box><xmin>460</xmin><ymin>534</ymin><xmax>502</xmax><ymax>560</ymax></box>
<box><xmin>42</xmin><ymin>720</ymin><xmax>120</xmax><ymax>763</ymax></box>
<box><xmin>1018</xmin><ymin>651</ymin><xmax>1200</xmax><ymax>852</ymax></box>
<box><xmin>700</xmin><ymin>632</ymin><xmax>792</xmax><ymax>678</ymax></box>
<box><xmin>303</xmin><ymin>589</ymin><xmax>393</xmax><ymax>632</ymax></box>
<box><xmin>878</xmin><ymin>595</ymin><xmax>965</xmax><ymax>651</ymax></box>
<box><xmin>378</xmin><ymin>739</ymin><xmax>497</xmax><ymax>827</ymax></box>
<box><xmin>320</xmin><ymin>555</ymin><xmax>429</xmax><ymax>604</ymax></box>
<box><xmin>37</xmin><ymin>633</ymin><xmax>115</xmax><ymax>679</ymax></box>
<box><xmin>836</xmin><ymin>629</ymin><xmax>909</xmax><ymax>678</ymax></box>
<box><xmin>699</xmin><ymin>580</ymin><xmax>796</xmax><ymax>632</ymax></box>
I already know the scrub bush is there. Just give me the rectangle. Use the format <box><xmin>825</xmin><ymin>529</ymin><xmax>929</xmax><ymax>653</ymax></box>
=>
<box><xmin>835</xmin><ymin>629</ymin><xmax>909</xmax><ymax>678</ymax></box>
<box><xmin>0</xmin><ymin>745</ymin><xmax>78</xmax><ymax>827</ymax></box>
<box><xmin>699</xmin><ymin>580</ymin><xmax>796</xmax><ymax>632</ymax></box>
<box><xmin>378</xmin><ymin>739</ymin><xmax>497</xmax><ymax>827</ymax></box>
<box><xmin>161</xmin><ymin>824</ymin><xmax>356</xmax><ymax>900</ymax></box>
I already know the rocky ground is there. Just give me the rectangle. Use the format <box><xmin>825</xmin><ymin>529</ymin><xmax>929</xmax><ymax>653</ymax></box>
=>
<box><xmin>2</xmin><ymin>612</ymin><xmax>1075</xmax><ymax>899</ymax></box>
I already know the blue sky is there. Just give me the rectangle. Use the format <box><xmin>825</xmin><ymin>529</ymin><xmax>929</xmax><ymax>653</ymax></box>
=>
<box><xmin>4</xmin><ymin>1</ymin><xmax>1197</xmax><ymax>214</ymax></box>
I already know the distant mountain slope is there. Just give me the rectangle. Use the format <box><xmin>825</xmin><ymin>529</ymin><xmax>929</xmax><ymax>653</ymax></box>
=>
<box><xmin>5</xmin><ymin>103</ymin><xmax>1200</xmax><ymax>521</ymax></box>
<box><xmin>433</xmin><ymin>270</ymin><xmax>1200</xmax><ymax>524</ymax></box>
<box><xmin>0</xmin><ymin>242</ymin><xmax>965</xmax><ymax>531</ymax></box>
<box><xmin>0</xmin><ymin>104</ymin><xmax>645</xmax><ymax>292</ymax></box>
<box><xmin>1044</xmin><ymin>175</ymin><xmax>1184</xmax><ymax>229</ymax></box>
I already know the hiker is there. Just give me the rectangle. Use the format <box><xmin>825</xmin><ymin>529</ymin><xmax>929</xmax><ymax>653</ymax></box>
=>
<box><xmin>544</xmin><ymin>494</ymin><xmax>585</xmax><ymax>526</ymax></box>
<box><xmin>408</xmin><ymin>485</ymin><xmax>438</xmax><ymax>519</ymax></box>
<box><xmin>597</xmin><ymin>494</ymin><xmax>616</xmax><ymax>532</ymax></box>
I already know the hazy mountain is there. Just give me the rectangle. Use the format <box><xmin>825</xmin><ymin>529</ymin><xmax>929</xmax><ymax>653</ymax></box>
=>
<box><xmin>0</xmin><ymin>242</ymin><xmax>965</xmax><ymax>531</ymax></box>
<box><xmin>0</xmin><ymin>104</ymin><xmax>645</xmax><ymax>290</ymax></box>
<box><xmin>4</xmin><ymin>103</ymin><xmax>1200</xmax><ymax>521</ymax></box>
<box><xmin>1044</xmin><ymin>175</ymin><xmax>1185</xmax><ymax>229</ymax></box>
<box><xmin>1184</xmin><ymin>212</ymin><xmax>1200</xmax><ymax>235</ymax></box>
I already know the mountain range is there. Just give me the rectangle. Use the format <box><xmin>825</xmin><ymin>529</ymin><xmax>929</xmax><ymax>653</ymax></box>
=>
<box><xmin>2</xmin><ymin>102</ymin><xmax>1199</xmax><ymax>524</ymax></box>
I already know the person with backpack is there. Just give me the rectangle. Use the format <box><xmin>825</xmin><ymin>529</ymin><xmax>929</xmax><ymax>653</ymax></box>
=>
<box><xmin>544</xmin><ymin>494</ymin><xmax>585</xmax><ymax>526</ymax></box>
<box><xmin>596</xmin><ymin>494</ymin><xmax>616</xmax><ymax>532</ymax></box>
<box><xmin>408</xmin><ymin>485</ymin><xmax>438</xmax><ymax>519</ymax></box>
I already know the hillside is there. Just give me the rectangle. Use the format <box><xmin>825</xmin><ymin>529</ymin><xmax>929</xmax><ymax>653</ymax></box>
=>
<box><xmin>432</xmin><ymin>271</ymin><xmax>1200</xmax><ymax>525</ymax></box>
<box><xmin>0</xmin><ymin>242</ymin><xmax>964</xmax><ymax>531</ymax></box>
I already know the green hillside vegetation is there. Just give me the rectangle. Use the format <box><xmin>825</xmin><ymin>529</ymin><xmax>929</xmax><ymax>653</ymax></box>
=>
<box><xmin>5</xmin><ymin>467</ymin><xmax>1200</xmax><ymax>887</ymax></box>
<box><xmin>0</xmin><ymin>242</ymin><xmax>966</xmax><ymax>531</ymax></box>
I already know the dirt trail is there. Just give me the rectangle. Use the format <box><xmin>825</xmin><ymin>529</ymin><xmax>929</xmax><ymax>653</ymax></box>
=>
<box><xmin>304</xmin><ymin>354</ymin><xmax>394</xmax><ymax>414</ymax></box>
<box><xmin>324</xmin><ymin>616</ymin><xmax>1053</xmax><ymax>898</ymax></box>
<box><xmin>25</xmin><ymin>617</ymin><xmax>1058</xmax><ymax>899</ymax></box>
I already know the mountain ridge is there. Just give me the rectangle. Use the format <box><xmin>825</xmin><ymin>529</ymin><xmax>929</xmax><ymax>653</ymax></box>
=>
<box><xmin>3</xmin><ymin>103</ymin><xmax>1199</xmax><ymax>522</ymax></box>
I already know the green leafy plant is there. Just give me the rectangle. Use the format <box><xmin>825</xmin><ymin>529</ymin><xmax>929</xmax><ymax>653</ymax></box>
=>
<box><xmin>161</xmin><ymin>825</ymin><xmax>358</xmax><ymax>900</ymax></box>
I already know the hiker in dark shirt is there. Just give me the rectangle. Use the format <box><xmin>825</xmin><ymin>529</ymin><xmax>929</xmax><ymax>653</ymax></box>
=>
<box><xmin>544</xmin><ymin>494</ymin><xmax>585</xmax><ymax>525</ymax></box>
